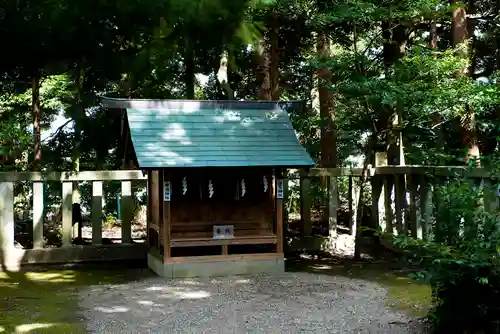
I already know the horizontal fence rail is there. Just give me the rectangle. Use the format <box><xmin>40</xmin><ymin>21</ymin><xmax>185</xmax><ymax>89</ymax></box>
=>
<box><xmin>0</xmin><ymin>170</ymin><xmax>147</xmax><ymax>182</ymax></box>
<box><xmin>305</xmin><ymin>166</ymin><xmax>495</xmax><ymax>178</ymax></box>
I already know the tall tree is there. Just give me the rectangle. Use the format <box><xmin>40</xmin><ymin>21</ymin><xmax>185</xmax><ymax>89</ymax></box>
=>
<box><xmin>256</xmin><ymin>36</ymin><xmax>272</xmax><ymax>100</ymax></box>
<box><xmin>452</xmin><ymin>0</ymin><xmax>480</xmax><ymax>162</ymax></box>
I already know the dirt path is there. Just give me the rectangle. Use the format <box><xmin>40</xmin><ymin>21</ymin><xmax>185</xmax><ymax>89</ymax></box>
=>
<box><xmin>78</xmin><ymin>272</ymin><xmax>427</xmax><ymax>333</ymax></box>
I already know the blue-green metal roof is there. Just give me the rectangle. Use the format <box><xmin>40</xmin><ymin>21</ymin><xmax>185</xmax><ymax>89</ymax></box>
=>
<box><xmin>105</xmin><ymin>99</ymin><xmax>315</xmax><ymax>168</ymax></box>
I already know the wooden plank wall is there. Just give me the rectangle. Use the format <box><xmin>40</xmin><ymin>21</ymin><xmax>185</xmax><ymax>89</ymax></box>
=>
<box><xmin>168</xmin><ymin>168</ymin><xmax>275</xmax><ymax>241</ymax></box>
<box><xmin>170</xmin><ymin>202</ymin><xmax>274</xmax><ymax>239</ymax></box>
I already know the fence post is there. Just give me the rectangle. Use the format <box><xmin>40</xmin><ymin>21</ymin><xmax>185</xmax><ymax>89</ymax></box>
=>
<box><xmin>92</xmin><ymin>181</ymin><xmax>103</xmax><ymax>245</ymax></box>
<box><xmin>300</xmin><ymin>171</ymin><xmax>312</xmax><ymax>236</ymax></box>
<box><xmin>121</xmin><ymin>181</ymin><xmax>133</xmax><ymax>244</ymax></box>
<box><xmin>370</xmin><ymin>175</ymin><xmax>383</xmax><ymax>233</ymax></box>
<box><xmin>350</xmin><ymin>176</ymin><xmax>361</xmax><ymax>236</ymax></box>
<box><xmin>328</xmin><ymin>176</ymin><xmax>339</xmax><ymax>240</ymax></box>
<box><xmin>62</xmin><ymin>182</ymin><xmax>73</xmax><ymax>246</ymax></box>
<box><xmin>0</xmin><ymin>182</ymin><xmax>14</xmax><ymax>252</ymax></box>
<box><xmin>33</xmin><ymin>182</ymin><xmax>44</xmax><ymax>248</ymax></box>
<box><xmin>484</xmin><ymin>178</ymin><xmax>498</xmax><ymax>212</ymax></box>
<box><xmin>419</xmin><ymin>175</ymin><xmax>432</xmax><ymax>240</ymax></box>
<box><xmin>394</xmin><ymin>173</ymin><xmax>407</xmax><ymax>235</ymax></box>
<box><xmin>408</xmin><ymin>174</ymin><xmax>420</xmax><ymax>238</ymax></box>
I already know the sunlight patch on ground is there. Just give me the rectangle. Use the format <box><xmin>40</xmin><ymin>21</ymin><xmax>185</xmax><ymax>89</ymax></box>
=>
<box><xmin>178</xmin><ymin>279</ymin><xmax>202</xmax><ymax>285</ymax></box>
<box><xmin>311</xmin><ymin>264</ymin><xmax>333</xmax><ymax>270</ymax></box>
<box><xmin>289</xmin><ymin>260</ymin><xmax>432</xmax><ymax>318</ymax></box>
<box><xmin>178</xmin><ymin>290</ymin><xmax>211</xmax><ymax>299</ymax></box>
<box><xmin>15</xmin><ymin>323</ymin><xmax>58</xmax><ymax>333</ymax></box>
<box><xmin>144</xmin><ymin>285</ymin><xmax>211</xmax><ymax>299</ymax></box>
<box><xmin>0</xmin><ymin>268</ymin><xmax>148</xmax><ymax>333</ymax></box>
<box><xmin>95</xmin><ymin>306</ymin><xmax>130</xmax><ymax>313</ymax></box>
<box><xmin>25</xmin><ymin>271</ymin><xmax>76</xmax><ymax>283</ymax></box>
<box><xmin>137</xmin><ymin>300</ymin><xmax>164</xmax><ymax>307</ymax></box>
<box><xmin>234</xmin><ymin>278</ymin><xmax>250</xmax><ymax>284</ymax></box>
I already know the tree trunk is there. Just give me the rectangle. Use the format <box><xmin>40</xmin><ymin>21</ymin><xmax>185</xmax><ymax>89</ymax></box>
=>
<box><xmin>430</xmin><ymin>20</ymin><xmax>446</xmax><ymax>163</ymax></box>
<box><xmin>255</xmin><ymin>36</ymin><xmax>271</xmax><ymax>100</ymax></box>
<box><xmin>32</xmin><ymin>75</ymin><xmax>42</xmax><ymax>171</ymax></box>
<box><xmin>316</xmin><ymin>30</ymin><xmax>338</xmax><ymax>230</ymax></box>
<box><xmin>451</xmin><ymin>0</ymin><xmax>480</xmax><ymax>162</ymax></box>
<box><xmin>317</xmin><ymin>31</ymin><xmax>336</xmax><ymax>167</ymax></box>
<box><xmin>270</xmin><ymin>14</ymin><xmax>280</xmax><ymax>100</ymax></box>
<box><xmin>184</xmin><ymin>39</ymin><xmax>195</xmax><ymax>99</ymax></box>
<box><xmin>382</xmin><ymin>23</ymin><xmax>408</xmax><ymax>165</ymax></box>
<box><xmin>497</xmin><ymin>0</ymin><xmax>500</xmax><ymax>73</ymax></box>
<box><xmin>429</xmin><ymin>20</ymin><xmax>438</xmax><ymax>50</ymax></box>
<box><xmin>451</xmin><ymin>0</ymin><xmax>468</xmax><ymax>53</ymax></box>
<box><xmin>217</xmin><ymin>50</ymin><xmax>234</xmax><ymax>100</ymax></box>
<box><xmin>72</xmin><ymin>62</ymin><xmax>85</xmax><ymax>240</ymax></box>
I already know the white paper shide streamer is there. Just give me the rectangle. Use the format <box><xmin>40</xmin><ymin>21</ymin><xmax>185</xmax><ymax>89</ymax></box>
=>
<box><xmin>182</xmin><ymin>177</ymin><xmax>188</xmax><ymax>195</ymax></box>
<box><xmin>263</xmin><ymin>175</ymin><xmax>268</xmax><ymax>192</ymax></box>
<box><xmin>241</xmin><ymin>178</ymin><xmax>246</xmax><ymax>197</ymax></box>
<box><xmin>208</xmin><ymin>180</ymin><xmax>214</xmax><ymax>198</ymax></box>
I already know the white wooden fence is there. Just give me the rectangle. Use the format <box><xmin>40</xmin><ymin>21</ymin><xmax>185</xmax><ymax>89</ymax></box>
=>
<box><xmin>0</xmin><ymin>170</ymin><xmax>147</xmax><ymax>269</ymax></box>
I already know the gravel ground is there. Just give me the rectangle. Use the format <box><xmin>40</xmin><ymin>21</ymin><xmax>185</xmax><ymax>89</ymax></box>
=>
<box><xmin>78</xmin><ymin>272</ymin><xmax>427</xmax><ymax>333</ymax></box>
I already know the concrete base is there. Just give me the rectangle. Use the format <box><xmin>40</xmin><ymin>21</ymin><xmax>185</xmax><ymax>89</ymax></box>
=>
<box><xmin>147</xmin><ymin>253</ymin><xmax>285</xmax><ymax>279</ymax></box>
<box><xmin>147</xmin><ymin>253</ymin><xmax>166</xmax><ymax>276</ymax></box>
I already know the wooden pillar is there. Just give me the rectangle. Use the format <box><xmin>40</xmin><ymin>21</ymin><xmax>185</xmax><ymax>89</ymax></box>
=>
<box><xmin>419</xmin><ymin>175</ymin><xmax>432</xmax><ymax>240</ymax></box>
<box><xmin>373</xmin><ymin>153</ymin><xmax>392</xmax><ymax>234</ymax></box>
<box><xmin>61</xmin><ymin>182</ymin><xmax>73</xmax><ymax>247</ymax></box>
<box><xmin>328</xmin><ymin>176</ymin><xmax>338</xmax><ymax>239</ymax></box>
<box><xmin>408</xmin><ymin>174</ymin><xmax>420</xmax><ymax>238</ymax></box>
<box><xmin>484</xmin><ymin>178</ymin><xmax>498</xmax><ymax>216</ymax></box>
<box><xmin>120</xmin><ymin>181</ymin><xmax>133</xmax><ymax>244</ymax></box>
<box><xmin>150</xmin><ymin>171</ymin><xmax>161</xmax><ymax>248</ymax></box>
<box><xmin>32</xmin><ymin>182</ymin><xmax>44</xmax><ymax>248</ymax></box>
<box><xmin>146</xmin><ymin>171</ymin><xmax>152</xmax><ymax>249</ymax></box>
<box><xmin>370</xmin><ymin>176</ymin><xmax>383</xmax><ymax>233</ymax></box>
<box><xmin>383</xmin><ymin>176</ymin><xmax>395</xmax><ymax>234</ymax></box>
<box><xmin>0</xmin><ymin>182</ymin><xmax>14</xmax><ymax>251</ymax></box>
<box><xmin>394</xmin><ymin>173</ymin><xmax>407</xmax><ymax>235</ymax></box>
<box><xmin>91</xmin><ymin>181</ymin><xmax>103</xmax><ymax>245</ymax></box>
<box><xmin>72</xmin><ymin>182</ymin><xmax>82</xmax><ymax>240</ymax></box>
<box><xmin>276</xmin><ymin>172</ymin><xmax>284</xmax><ymax>254</ymax></box>
<box><xmin>350</xmin><ymin>176</ymin><xmax>360</xmax><ymax>236</ymax></box>
<box><xmin>162</xmin><ymin>170</ymin><xmax>171</xmax><ymax>259</ymax></box>
<box><xmin>300</xmin><ymin>172</ymin><xmax>312</xmax><ymax>236</ymax></box>
<box><xmin>283</xmin><ymin>171</ymin><xmax>289</xmax><ymax>228</ymax></box>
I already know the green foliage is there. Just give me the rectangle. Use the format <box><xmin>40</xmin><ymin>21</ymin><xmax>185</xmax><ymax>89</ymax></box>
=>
<box><xmin>391</xmin><ymin>160</ymin><xmax>500</xmax><ymax>333</ymax></box>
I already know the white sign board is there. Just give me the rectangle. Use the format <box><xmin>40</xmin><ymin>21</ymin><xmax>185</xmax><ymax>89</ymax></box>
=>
<box><xmin>213</xmin><ymin>225</ymin><xmax>234</xmax><ymax>239</ymax></box>
<box><xmin>497</xmin><ymin>184</ymin><xmax>500</xmax><ymax>197</ymax></box>
<box><xmin>276</xmin><ymin>179</ymin><xmax>284</xmax><ymax>199</ymax></box>
<box><xmin>164</xmin><ymin>181</ymin><xmax>171</xmax><ymax>201</ymax></box>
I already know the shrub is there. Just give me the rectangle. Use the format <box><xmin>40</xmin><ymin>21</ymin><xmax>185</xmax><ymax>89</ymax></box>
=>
<box><xmin>392</xmin><ymin>169</ymin><xmax>500</xmax><ymax>333</ymax></box>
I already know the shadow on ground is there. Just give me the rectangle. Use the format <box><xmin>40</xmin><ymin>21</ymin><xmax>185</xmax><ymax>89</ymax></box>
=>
<box><xmin>0</xmin><ymin>260</ymin><xmax>151</xmax><ymax>333</ymax></box>
<box><xmin>286</xmin><ymin>252</ymin><xmax>432</xmax><ymax>317</ymax></box>
<box><xmin>0</xmin><ymin>247</ymin><xmax>432</xmax><ymax>333</ymax></box>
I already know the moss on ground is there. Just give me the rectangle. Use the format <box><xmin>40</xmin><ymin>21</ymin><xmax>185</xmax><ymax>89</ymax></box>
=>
<box><xmin>0</xmin><ymin>264</ymin><xmax>151</xmax><ymax>333</ymax></box>
<box><xmin>287</xmin><ymin>258</ymin><xmax>432</xmax><ymax>317</ymax></box>
<box><xmin>0</xmin><ymin>257</ymin><xmax>431</xmax><ymax>333</ymax></box>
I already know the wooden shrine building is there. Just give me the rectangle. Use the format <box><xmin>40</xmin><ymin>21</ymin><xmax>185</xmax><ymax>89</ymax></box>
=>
<box><xmin>102</xmin><ymin>98</ymin><xmax>315</xmax><ymax>278</ymax></box>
